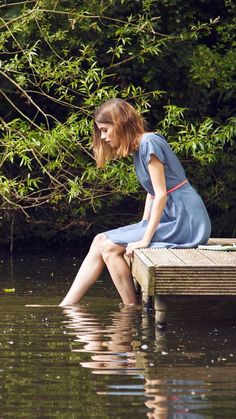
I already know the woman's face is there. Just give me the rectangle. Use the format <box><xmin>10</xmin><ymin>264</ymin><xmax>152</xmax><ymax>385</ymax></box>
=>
<box><xmin>96</xmin><ymin>123</ymin><xmax>118</xmax><ymax>148</ymax></box>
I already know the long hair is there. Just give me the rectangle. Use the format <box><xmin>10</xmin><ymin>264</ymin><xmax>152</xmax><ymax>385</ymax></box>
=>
<box><xmin>93</xmin><ymin>99</ymin><xmax>145</xmax><ymax>167</ymax></box>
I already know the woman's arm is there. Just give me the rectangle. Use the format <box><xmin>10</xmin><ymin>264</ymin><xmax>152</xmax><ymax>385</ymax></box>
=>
<box><xmin>142</xmin><ymin>193</ymin><xmax>153</xmax><ymax>221</ymax></box>
<box><xmin>126</xmin><ymin>155</ymin><xmax>167</xmax><ymax>256</ymax></box>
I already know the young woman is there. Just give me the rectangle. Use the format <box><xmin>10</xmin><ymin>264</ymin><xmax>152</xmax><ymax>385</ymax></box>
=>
<box><xmin>59</xmin><ymin>99</ymin><xmax>211</xmax><ymax>306</ymax></box>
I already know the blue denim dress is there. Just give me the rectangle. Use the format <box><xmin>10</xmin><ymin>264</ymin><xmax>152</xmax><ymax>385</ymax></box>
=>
<box><xmin>105</xmin><ymin>132</ymin><xmax>211</xmax><ymax>248</ymax></box>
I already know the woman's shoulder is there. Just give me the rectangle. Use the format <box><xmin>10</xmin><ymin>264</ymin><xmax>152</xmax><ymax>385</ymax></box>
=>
<box><xmin>134</xmin><ymin>132</ymin><xmax>167</xmax><ymax>164</ymax></box>
<box><xmin>139</xmin><ymin>132</ymin><xmax>166</xmax><ymax>148</ymax></box>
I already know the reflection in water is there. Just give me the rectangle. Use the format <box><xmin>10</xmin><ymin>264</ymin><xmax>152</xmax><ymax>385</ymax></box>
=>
<box><xmin>144</xmin><ymin>378</ymin><xmax>209</xmax><ymax>419</ymax></box>
<box><xmin>62</xmin><ymin>305</ymin><xmax>142</xmax><ymax>375</ymax></box>
<box><xmin>1</xmin><ymin>251</ymin><xmax>236</xmax><ymax>418</ymax></box>
<box><xmin>62</xmin><ymin>305</ymin><xmax>210</xmax><ymax>418</ymax></box>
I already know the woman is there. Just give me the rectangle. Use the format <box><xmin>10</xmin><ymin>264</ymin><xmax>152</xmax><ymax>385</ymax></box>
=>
<box><xmin>59</xmin><ymin>99</ymin><xmax>211</xmax><ymax>306</ymax></box>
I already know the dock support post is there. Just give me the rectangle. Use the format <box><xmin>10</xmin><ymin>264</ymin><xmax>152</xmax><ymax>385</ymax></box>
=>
<box><xmin>133</xmin><ymin>278</ymin><xmax>141</xmax><ymax>302</ymax></box>
<box><xmin>142</xmin><ymin>291</ymin><xmax>154</xmax><ymax>311</ymax></box>
<box><xmin>154</xmin><ymin>295</ymin><xmax>167</xmax><ymax>330</ymax></box>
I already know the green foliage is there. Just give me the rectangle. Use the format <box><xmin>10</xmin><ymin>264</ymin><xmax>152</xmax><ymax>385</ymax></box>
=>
<box><xmin>0</xmin><ymin>0</ymin><xmax>235</xmax><ymax>245</ymax></box>
<box><xmin>161</xmin><ymin>105</ymin><xmax>236</xmax><ymax>164</ymax></box>
<box><xmin>2</xmin><ymin>288</ymin><xmax>15</xmax><ymax>293</ymax></box>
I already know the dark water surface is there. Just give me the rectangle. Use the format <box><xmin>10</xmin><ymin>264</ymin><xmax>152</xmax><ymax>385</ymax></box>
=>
<box><xmin>1</xmin><ymin>251</ymin><xmax>236</xmax><ymax>418</ymax></box>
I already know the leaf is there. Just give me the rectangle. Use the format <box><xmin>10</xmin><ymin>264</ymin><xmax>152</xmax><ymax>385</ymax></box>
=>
<box><xmin>2</xmin><ymin>288</ymin><xmax>15</xmax><ymax>293</ymax></box>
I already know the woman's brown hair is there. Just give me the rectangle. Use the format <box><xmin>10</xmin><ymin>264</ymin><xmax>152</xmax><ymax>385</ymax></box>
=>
<box><xmin>93</xmin><ymin>99</ymin><xmax>145</xmax><ymax>167</ymax></box>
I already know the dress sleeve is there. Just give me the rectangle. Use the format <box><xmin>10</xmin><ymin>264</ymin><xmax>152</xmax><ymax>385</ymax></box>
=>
<box><xmin>143</xmin><ymin>135</ymin><xmax>165</xmax><ymax>165</ymax></box>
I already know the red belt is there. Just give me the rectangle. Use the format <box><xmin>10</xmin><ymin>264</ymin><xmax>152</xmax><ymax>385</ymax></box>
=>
<box><xmin>151</xmin><ymin>179</ymin><xmax>188</xmax><ymax>199</ymax></box>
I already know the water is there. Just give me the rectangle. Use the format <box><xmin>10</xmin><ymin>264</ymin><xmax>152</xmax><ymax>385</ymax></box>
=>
<box><xmin>1</xmin><ymin>251</ymin><xmax>236</xmax><ymax>418</ymax></box>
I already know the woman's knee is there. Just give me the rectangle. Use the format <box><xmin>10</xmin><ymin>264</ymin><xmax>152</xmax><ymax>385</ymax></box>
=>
<box><xmin>101</xmin><ymin>239</ymin><xmax>124</xmax><ymax>263</ymax></box>
<box><xmin>90</xmin><ymin>233</ymin><xmax>106</xmax><ymax>252</ymax></box>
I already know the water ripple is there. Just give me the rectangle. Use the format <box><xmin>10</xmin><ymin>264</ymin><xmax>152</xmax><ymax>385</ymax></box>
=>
<box><xmin>1</xmin><ymin>253</ymin><xmax>236</xmax><ymax>418</ymax></box>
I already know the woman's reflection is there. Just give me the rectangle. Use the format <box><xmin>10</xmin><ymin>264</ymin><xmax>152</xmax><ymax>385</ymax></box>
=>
<box><xmin>62</xmin><ymin>304</ymin><xmax>142</xmax><ymax>373</ymax></box>
<box><xmin>62</xmin><ymin>305</ymin><xmax>206</xmax><ymax>418</ymax></box>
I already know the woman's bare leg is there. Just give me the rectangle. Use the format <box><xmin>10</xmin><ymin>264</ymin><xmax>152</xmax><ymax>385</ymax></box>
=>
<box><xmin>59</xmin><ymin>234</ymin><xmax>106</xmax><ymax>306</ymax></box>
<box><xmin>101</xmin><ymin>239</ymin><xmax>137</xmax><ymax>305</ymax></box>
<box><xmin>59</xmin><ymin>234</ymin><xmax>137</xmax><ymax>307</ymax></box>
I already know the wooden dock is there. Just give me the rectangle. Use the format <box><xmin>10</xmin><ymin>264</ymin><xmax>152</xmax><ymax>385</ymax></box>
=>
<box><xmin>130</xmin><ymin>238</ymin><xmax>236</xmax><ymax>326</ymax></box>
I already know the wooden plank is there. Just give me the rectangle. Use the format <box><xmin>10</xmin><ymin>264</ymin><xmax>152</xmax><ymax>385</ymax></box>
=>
<box><xmin>133</xmin><ymin>249</ymin><xmax>156</xmax><ymax>267</ymax></box>
<box><xmin>131</xmin><ymin>250</ymin><xmax>156</xmax><ymax>295</ymax></box>
<box><xmin>141</xmin><ymin>248</ymin><xmax>185</xmax><ymax>266</ymax></box>
<box><xmin>208</xmin><ymin>238</ymin><xmax>236</xmax><ymax>244</ymax></box>
<box><xmin>155</xmin><ymin>272</ymin><xmax>236</xmax><ymax>279</ymax></box>
<box><xmin>155</xmin><ymin>266</ymin><xmax>236</xmax><ymax>278</ymax></box>
<box><xmin>196</xmin><ymin>249</ymin><xmax>236</xmax><ymax>265</ymax></box>
<box><xmin>131</xmin><ymin>238</ymin><xmax>236</xmax><ymax>298</ymax></box>
<box><xmin>154</xmin><ymin>278</ymin><xmax>236</xmax><ymax>283</ymax></box>
<box><xmin>142</xmin><ymin>248</ymin><xmax>236</xmax><ymax>266</ymax></box>
<box><xmin>168</xmin><ymin>249</ymin><xmax>216</xmax><ymax>266</ymax></box>
<box><xmin>155</xmin><ymin>290</ymin><xmax>236</xmax><ymax>295</ymax></box>
<box><xmin>204</xmin><ymin>238</ymin><xmax>236</xmax><ymax>256</ymax></box>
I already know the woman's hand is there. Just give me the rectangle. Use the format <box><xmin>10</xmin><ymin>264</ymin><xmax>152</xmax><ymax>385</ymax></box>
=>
<box><xmin>126</xmin><ymin>240</ymin><xmax>149</xmax><ymax>258</ymax></box>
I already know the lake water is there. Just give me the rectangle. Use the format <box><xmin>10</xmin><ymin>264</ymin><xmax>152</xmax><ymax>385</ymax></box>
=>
<box><xmin>1</xmin><ymin>250</ymin><xmax>236</xmax><ymax>418</ymax></box>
